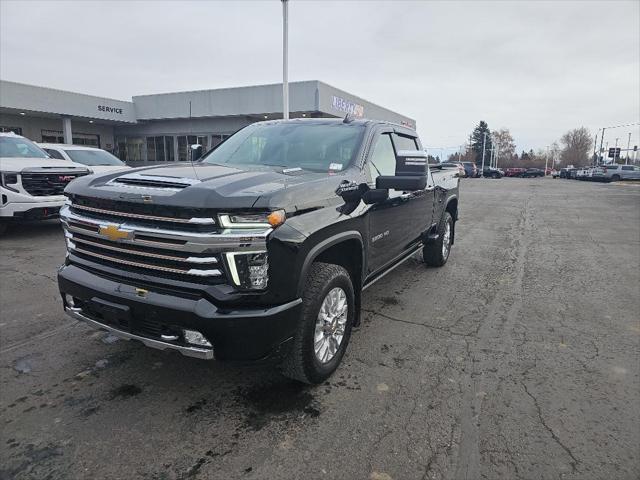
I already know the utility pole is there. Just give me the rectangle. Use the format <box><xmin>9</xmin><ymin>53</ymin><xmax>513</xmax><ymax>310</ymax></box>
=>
<box><xmin>593</xmin><ymin>130</ymin><xmax>599</xmax><ymax>164</ymax></box>
<box><xmin>545</xmin><ymin>145</ymin><xmax>550</xmax><ymax>176</ymax></box>
<box><xmin>598</xmin><ymin>127</ymin><xmax>606</xmax><ymax>165</ymax></box>
<box><xmin>494</xmin><ymin>142</ymin><xmax>499</xmax><ymax>169</ymax></box>
<box><xmin>613</xmin><ymin>137</ymin><xmax>619</xmax><ymax>164</ymax></box>
<box><xmin>281</xmin><ymin>0</ymin><xmax>289</xmax><ymax>120</ymax></box>
<box><xmin>480</xmin><ymin>132</ymin><xmax>487</xmax><ymax>176</ymax></box>
<box><xmin>626</xmin><ymin>132</ymin><xmax>631</xmax><ymax>165</ymax></box>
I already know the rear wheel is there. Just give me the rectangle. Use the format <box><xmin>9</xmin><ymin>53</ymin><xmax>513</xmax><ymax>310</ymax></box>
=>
<box><xmin>423</xmin><ymin>212</ymin><xmax>453</xmax><ymax>267</ymax></box>
<box><xmin>611</xmin><ymin>174</ymin><xmax>621</xmax><ymax>182</ymax></box>
<box><xmin>280</xmin><ymin>262</ymin><xmax>355</xmax><ymax>384</ymax></box>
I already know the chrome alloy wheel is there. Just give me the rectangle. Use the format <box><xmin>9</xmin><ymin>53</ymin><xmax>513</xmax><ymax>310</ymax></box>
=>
<box><xmin>442</xmin><ymin>221</ymin><xmax>451</xmax><ymax>259</ymax></box>
<box><xmin>314</xmin><ymin>287</ymin><xmax>348</xmax><ymax>364</ymax></box>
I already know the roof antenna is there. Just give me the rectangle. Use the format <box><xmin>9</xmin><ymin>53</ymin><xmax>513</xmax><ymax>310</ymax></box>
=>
<box><xmin>343</xmin><ymin>114</ymin><xmax>354</xmax><ymax>124</ymax></box>
<box><xmin>188</xmin><ymin>100</ymin><xmax>200</xmax><ymax>180</ymax></box>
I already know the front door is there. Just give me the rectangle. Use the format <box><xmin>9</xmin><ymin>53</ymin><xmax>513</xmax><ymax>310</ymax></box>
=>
<box><xmin>365</xmin><ymin>132</ymin><xmax>434</xmax><ymax>275</ymax></box>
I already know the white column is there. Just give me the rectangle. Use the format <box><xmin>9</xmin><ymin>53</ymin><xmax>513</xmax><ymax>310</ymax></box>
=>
<box><xmin>62</xmin><ymin>117</ymin><xmax>73</xmax><ymax>144</ymax></box>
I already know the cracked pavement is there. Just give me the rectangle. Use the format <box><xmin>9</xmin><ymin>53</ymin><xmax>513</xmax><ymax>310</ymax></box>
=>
<box><xmin>1</xmin><ymin>178</ymin><xmax>639</xmax><ymax>480</ymax></box>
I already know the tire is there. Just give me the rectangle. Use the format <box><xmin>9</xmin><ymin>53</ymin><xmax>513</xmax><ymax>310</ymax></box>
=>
<box><xmin>280</xmin><ymin>262</ymin><xmax>355</xmax><ymax>384</ymax></box>
<box><xmin>423</xmin><ymin>211</ymin><xmax>453</xmax><ymax>267</ymax></box>
<box><xmin>611</xmin><ymin>175</ymin><xmax>621</xmax><ymax>182</ymax></box>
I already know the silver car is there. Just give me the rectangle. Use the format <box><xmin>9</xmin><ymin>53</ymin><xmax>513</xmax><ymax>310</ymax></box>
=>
<box><xmin>602</xmin><ymin>164</ymin><xmax>640</xmax><ymax>182</ymax></box>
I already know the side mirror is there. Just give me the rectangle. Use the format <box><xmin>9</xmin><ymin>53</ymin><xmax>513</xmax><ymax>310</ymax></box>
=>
<box><xmin>190</xmin><ymin>144</ymin><xmax>203</xmax><ymax>161</ymax></box>
<box><xmin>376</xmin><ymin>175</ymin><xmax>427</xmax><ymax>191</ymax></box>
<box><xmin>362</xmin><ymin>188</ymin><xmax>389</xmax><ymax>204</ymax></box>
<box><xmin>395</xmin><ymin>150</ymin><xmax>428</xmax><ymax>176</ymax></box>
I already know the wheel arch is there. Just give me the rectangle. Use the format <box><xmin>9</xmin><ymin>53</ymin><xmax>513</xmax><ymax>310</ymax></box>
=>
<box><xmin>297</xmin><ymin>231</ymin><xmax>365</xmax><ymax>325</ymax></box>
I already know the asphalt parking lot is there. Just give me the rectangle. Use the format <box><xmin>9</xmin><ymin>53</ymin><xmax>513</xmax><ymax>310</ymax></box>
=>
<box><xmin>1</xmin><ymin>178</ymin><xmax>639</xmax><ymax>480</ymax></box>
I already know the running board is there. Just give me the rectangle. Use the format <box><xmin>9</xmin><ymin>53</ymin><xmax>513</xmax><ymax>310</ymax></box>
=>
<box><xmin>362</xmin><ymin>244</ymin><xmax>423</xmax><ymax>291</ymax></box>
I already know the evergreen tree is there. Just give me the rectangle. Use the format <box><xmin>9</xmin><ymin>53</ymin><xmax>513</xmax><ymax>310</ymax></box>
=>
<box><xmin>470</xmin><ymin>121</ymin><xmax>493</xmax><ymax>167</ymax></box>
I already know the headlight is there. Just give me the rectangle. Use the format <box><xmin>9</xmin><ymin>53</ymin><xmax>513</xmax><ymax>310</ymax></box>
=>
<box><xmin>219</xmin><ymin>210</ymin><xmax>285</xmax><ymax>229</ymax></box>
<box><xmin>225</xmin><ymin>251</ymin><xmax>269</xmax><ymax>290</ymax></box>
<box><xmin>0</xmin><ymin>172</ymin><xmax>20</xmax><ymax>192</ymax></box>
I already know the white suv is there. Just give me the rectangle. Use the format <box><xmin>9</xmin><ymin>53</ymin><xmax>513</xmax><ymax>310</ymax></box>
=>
<box><xmin>39</xmin><ymin>143</ymin><xmax>130</xmax><ymax>175</ymax></box>
<box><xmin>0</xmin><ymin>132</ymin><xmax>90</xmax><ymax>234</ymax></box>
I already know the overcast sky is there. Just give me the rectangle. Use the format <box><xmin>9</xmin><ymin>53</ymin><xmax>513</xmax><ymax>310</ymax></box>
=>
<box><xmin>1</xmin><ymin>0</ymin><xmax>639</xmax><ymax>157</ymax></box>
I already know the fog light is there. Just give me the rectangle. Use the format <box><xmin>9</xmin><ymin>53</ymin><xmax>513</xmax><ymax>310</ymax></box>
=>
<box><xmin>226</xmin><ymin>251</ymin><xmax>269</xmax><ymax>290</ymax></box>
<box><xmin>183</xmin><ymin>329</ymin><xmax>212</xmax><ymax>347</ymax></box>
<box><xmin>64</xmin><ymin>294</ymin><xmax>75</xmax><ymax>308</ymax></box>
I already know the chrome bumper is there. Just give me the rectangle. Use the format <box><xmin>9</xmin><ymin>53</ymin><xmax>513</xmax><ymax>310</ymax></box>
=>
<box><xmin>65</xmin><ymin>306</ymin><xmax>214</xmax><ymax>360</ymax></box>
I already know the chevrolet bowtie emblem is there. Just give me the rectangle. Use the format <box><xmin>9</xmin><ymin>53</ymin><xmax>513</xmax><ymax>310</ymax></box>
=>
<box><xmin>99</xmin><ymin>224</ymin><xmax>133</xmax><ymax>242</ymax></box>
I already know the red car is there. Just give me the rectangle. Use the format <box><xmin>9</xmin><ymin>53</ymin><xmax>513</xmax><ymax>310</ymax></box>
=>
<box><xmin>505</xmin><ymin>168</ymin><xmax>526</xmax><ymax>177</ymax></box>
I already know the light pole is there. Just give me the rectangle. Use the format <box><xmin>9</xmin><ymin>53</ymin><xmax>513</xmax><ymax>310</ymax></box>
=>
<box><xmin>545</xmin><ymin>145</ymin><xmax>550</xmax><ymax>176</ymax></box>
<box><xmin>613</xmin><ymin>137</ymin><xmax>619</xmax><ymax>164</ymax></box>
<box><xmin>480</xmin><ymin>132</ymin><xmax>487</xmax><ymax>176</ymax></box>
<box><xmin>626</xmin><ymin>132</ymin><xmax>631</xmax><ymax>165</ymax></box>
<box><xmin>593</xmin><ymin>130</ymin><xmax>599</xmax><ymax>164</ymax></box>
<box><xmin>598</xmin><ymin>127</ymin><xmax>606</xmax><ymax>164</ymax></box>
<box><xmin>281</xmin><ymin>0</ymin><xmax>289</xmax><ymax>120</ymax></box>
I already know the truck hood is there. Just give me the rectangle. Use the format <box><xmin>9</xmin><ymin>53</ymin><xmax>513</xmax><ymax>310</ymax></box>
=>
<box><xmin>0</xmin><ymin>157</ymin><xmax>90</xmax><ymax>173</ymax></box>
<box><xmin>65</xmin><ymin>162</ymin><xmax>356</xmax><ymax>211</ymax></box>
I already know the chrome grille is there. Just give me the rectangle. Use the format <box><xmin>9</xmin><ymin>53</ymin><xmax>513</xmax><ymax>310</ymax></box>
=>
<box><xmin>60</xmin><ymin>203</ymin><xmax>271</xmax><ymax>284</ymax></box>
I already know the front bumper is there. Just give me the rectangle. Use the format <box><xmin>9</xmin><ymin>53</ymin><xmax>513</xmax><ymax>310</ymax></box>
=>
<box><xmin>58</xmin><ymin>264</ymin><xmax>302</xmax><ymax>362</ymax></box>
<box><xmin>0</xmin><ymin>187</ymin><xmax>65</xmax><ymax>218</ymax></box>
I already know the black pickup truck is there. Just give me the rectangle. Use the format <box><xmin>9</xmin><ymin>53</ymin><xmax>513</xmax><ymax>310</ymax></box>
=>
<box><xmin>58</xmin><ymin>118</ymin><xmax>459</xmax><ymax>384</ymax></box>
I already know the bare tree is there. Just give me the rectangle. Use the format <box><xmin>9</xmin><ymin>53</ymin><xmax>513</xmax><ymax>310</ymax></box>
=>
<box><xmin>491</xmin><ymin>128</ymin><xmax>516</xmax><ymax>166</ymax></box>
<box><xmin>560</xmin><ymin>127</ymin><xmax>593</xmax><ymax>167</ymax></box>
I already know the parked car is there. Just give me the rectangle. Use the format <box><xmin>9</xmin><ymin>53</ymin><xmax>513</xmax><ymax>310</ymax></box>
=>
<box><xmin>462</xmin><ymin>162</ymin><xmax>479</xmax><ymax>178</ymax></box>
<box><xmin>483</xmin><ymin>167</ymin><xmax>503</xmax><ymax>178</ymax></box>
<box><xmin>505</xmin><ymin>167</ymin><xmax>526</xmax><ymax>177</ymax></box>
<box><xmin>440</xmin><ymin>162</ymin><xmax>466</xmax><ymax>177</ymax></box>
<box><xmin>0</xmin><ymin>132</ymin><xmax>90</xmax><ymax>235</ymax></box>
<box><xmin>551</xmin><ymin>169</ymin><xmax>560</xmax><ymax>178</ymax></box>
<box><xmin>58</xmin><ymin>118</ymin><xmax>460</xmax><ymax>384</ymax></box>
<box><xmin>520</xmin><ymin>168</ymin><xmax>544</xmax><ymax>178</ymax></box>
<box><xmin>601</xmin><ymin>164</ymin><xmax>640</xmax><ymax>182</ymax></box>
<box><xmin>39</xmin><ymin>144</ymin><xmax>130</xmax><ymax>175</ymax></box>
<box><xmin>590</xmin><ymin>166</ymin><xmax>607</xmax><ymax>182</ymax></box>
<box><xmin>576</xmin><ymin>167</ymin><xmax>590</xmax><ymax>180</ymax></box>
<box><xmin>567</xmin><ymin>168</ymin><xmax>578</xmax><ymax>179</ymax></box>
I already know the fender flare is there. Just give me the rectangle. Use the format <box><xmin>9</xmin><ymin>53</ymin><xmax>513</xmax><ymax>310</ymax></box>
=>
<box><xmin>296</xmin><ymin>230</ymin><xmax>364</xmax><ymax>296</ymax></box>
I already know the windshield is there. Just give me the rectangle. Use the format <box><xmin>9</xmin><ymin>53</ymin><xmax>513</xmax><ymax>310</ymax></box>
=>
<box><xmin>64</xmin><ymin>149</ymin><xmax>125</xmax><ymax>166</ymax></box>
<box><xmin>201</xmin><ymin>122</ymin><xmax>365</xmax><ymax>173</ymax></box>
<box><xmin>0</xmin><ymin>136</ymin><xmax>49</xmax><ymax>159</ymax></box>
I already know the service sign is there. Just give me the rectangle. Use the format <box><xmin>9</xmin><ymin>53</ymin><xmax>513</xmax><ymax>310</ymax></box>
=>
<box><xmin>331</xmin><ymin>96</ymin><xmax>364</xmax><ymax>118</ymax></box>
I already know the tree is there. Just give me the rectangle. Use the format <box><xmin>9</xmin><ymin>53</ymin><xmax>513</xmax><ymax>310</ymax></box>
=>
<box><xmin>470</xmin><ymin>121</ymin><xmax>492</xmax><ymax>168</ymax></box>
<box><xmin>491</xmin><ymin>128</ymin><xmax>516</xmax><ymax>167</ymax></box>
<box><xmin>560</xmin><ymin>127</ymin><xmax>593</xmax><ymax>167</ymax></box>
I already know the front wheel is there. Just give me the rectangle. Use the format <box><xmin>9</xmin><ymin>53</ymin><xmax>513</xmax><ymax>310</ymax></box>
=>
<box><xmin>280</xmin><ymin>262</ymin><xmax>355</xmax><ymax>384</ymax></box>
<box><xmin>423</xmin><ymin>211</ymin><xmax>453</xmax><ymax>267</ymax></box>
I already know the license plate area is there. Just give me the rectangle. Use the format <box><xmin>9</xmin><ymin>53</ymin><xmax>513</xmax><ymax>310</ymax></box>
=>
<box><xmin>87</xmin><ymin>297</ymin><xmax>131</xmax><ymax>330</ymax></box>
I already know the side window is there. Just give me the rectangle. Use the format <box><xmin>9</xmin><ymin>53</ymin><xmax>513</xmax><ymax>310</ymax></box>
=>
<box><xmin>392</xmin><ymin>133</ymin><xmax>418</xmax><ymax>152</ymax></box>
<box><xmin>45</xmin><ymin>148</ymin><xmax>65</xmax><ymax>160</ymax></box>
<box><xmin>621</xmin><ymin>166</ymin><xmax>633</xmax><ymax>171</ymax></box>
<box><xmin>368</xmin><ymin>133</ymin><xmax>396</xmax><ymax>182</ymax></box>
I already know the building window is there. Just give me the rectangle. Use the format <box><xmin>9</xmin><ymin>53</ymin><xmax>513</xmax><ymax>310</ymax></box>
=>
<box><xmin>177</xmin><ymin>135</ymin><xmax>208</xmax><ymax>161</ymax></box>
<box><xmin>0</xmin><ymin>126</ymin><xmax>23</xmax><ymax>135</ymax></box>
<box><xmin>41</xmin><ymin>130</ymin><xmax>100</xmax><ymax>147</ymax></box>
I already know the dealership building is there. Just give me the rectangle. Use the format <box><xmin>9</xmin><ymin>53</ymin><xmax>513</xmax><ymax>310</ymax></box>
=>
<box><xmin>0</xmin><ymin>80</ymin><xmax>415</xmax><ymax>165</ymax></box>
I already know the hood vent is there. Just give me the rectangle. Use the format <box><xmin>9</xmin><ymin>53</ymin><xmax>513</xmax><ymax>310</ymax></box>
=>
<box><xmin>110</xmin><ymin>173</ymin><xmax>200</xmax><ymax>190</ymax></box>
